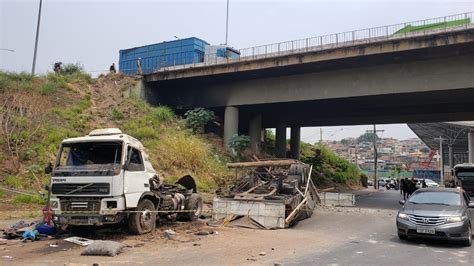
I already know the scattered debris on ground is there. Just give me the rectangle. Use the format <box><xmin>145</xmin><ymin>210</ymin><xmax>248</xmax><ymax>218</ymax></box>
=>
<box><xmin>211</xmin><ymin>160</ymin><xmax>320</xmax><ymax>229</ymax></box>
<box><xmin>81</xmin><ymin>240</ymin><xmax>125</xmax><ymax>257</ymax></box>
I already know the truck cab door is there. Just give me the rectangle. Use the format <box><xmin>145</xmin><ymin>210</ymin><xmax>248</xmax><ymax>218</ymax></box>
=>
<box><xmin>123</xmin><ymin>146</ymin><xmax>149</xmax><ymax>208</ymax></box>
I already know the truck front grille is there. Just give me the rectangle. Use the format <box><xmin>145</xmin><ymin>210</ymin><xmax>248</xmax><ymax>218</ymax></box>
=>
<box><xmin>52</xmin><ymin>183</ymin><xmax>109</xmax><ymax>195</ymax></box>
<box><xmin>60</xmin><ymin>198</ymin><xmax>101</xmax><ymax>213</ymax></box>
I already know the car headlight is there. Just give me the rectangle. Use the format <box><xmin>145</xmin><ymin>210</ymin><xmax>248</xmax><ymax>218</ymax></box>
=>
<box><xmin>398</xmin><ymin>213</ymin><xmax>409</xmax><ymax>220</ymax></box>
<box><xmin>50</xmin><ymin>200</ymin><xmax>59</xmax><ymax>209</ymax></box>
<box><xmin>446</xmin><ymin>216</ymin><xmax>467</xmax><ymax>223</ymax></box>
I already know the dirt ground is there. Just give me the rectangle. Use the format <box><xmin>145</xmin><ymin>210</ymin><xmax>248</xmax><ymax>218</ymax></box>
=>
<box><xmin>0</xmin><ymin>205</ymin><xmax>397</xmax><ymax>265</ymax></box>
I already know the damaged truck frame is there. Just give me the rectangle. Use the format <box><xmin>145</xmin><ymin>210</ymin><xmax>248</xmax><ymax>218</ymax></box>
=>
<box><xmin>45</xmin><ymin>128</ymin><xmax>203</xmax><ymax>234</ymax></box>
<box><xmin>211</xmin><ymin>160</ymin><xmax>320</xmax><ymax>229</ymax></box>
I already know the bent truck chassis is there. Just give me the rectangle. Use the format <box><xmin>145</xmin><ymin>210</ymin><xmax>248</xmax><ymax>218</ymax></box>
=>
<box><xmin>211</xmin><ymin>160</ymin><xmax>319</xmax><ymax>229</ymax></box>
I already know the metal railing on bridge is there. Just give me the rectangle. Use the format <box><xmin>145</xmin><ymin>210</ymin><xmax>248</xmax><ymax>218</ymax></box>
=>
<box><xmin>122</xmin><ymin>12</ymin><xmax>474</xmax><ymax>75</ymax></box>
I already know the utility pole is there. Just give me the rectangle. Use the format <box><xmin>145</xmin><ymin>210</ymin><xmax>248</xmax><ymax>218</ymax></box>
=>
<box><xmin>434</xmin><ymin>136</ymin><xmax>446</xmax><ymax>186</ymax></box>
<box><xmin>225</xmin><ymin>0</ymin><xmax>230</xmax><ymax>45</ymax></box>
<box><xmin>367</xmin><ymin>125</ymin><xmax>384</xmax><ymax>189</ymax></box>
<box><xmin>32</xmin><ymin>0</ymin><xmax>43</xmax><ymax>75</ymax></box>
<box><xmin>319</xmin><ymin>128</ymin><xmax>323</xmax><ymax>143</ymax></box>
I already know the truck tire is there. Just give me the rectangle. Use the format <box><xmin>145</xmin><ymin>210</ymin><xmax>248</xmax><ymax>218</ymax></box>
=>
<box><xmin>182</xmin><ymin>193</ymin><xmax>203</xmax><ymax>221</ymax></box>
<box><xmin>128</xmin><ymin>199</ymin><xmax>156</xmax><ymax>235</ymax></box>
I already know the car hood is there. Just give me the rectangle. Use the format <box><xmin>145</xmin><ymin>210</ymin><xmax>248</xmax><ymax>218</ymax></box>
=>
<box><xmin>401</xmin><ymin>203</ymin><xmax>465</xmax><ymax>217</ymax></box>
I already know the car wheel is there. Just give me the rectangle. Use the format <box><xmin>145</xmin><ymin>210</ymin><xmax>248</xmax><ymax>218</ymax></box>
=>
<box><xmin>461</xmin><ymin>225</ymin><xmax>472</xmax><ymax>247</ymax></box>
<box><xmin>398</xmin><ymin>233</ymin><xmax>408</xmax><ymax>241</ymax></box>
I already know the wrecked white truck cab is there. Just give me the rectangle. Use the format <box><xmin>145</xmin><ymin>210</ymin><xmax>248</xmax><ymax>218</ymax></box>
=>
<box><xmin>47</xmin><ymin>128</ymin><xmax>202</xmax><ymax>234</ymax></box>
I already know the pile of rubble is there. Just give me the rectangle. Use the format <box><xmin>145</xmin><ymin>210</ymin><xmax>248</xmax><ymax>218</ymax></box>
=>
<box><xmin>210</xmin><ymin>160</ymin><xmax>320</xmax><ymax>229</ymax></box>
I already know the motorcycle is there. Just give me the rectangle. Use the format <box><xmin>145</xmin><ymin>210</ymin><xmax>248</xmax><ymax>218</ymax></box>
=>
<box><xmin>385</xmin><ymin>181</ymin><xmax>399</xmax><ymax>190</ymax></box>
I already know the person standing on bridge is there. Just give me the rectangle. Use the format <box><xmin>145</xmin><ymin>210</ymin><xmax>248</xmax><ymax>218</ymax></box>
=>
<box><xmin>109</xmin><ymin>63</ymin><xmax>116</xmax><ymax>74</ymax></box>
<box><xmin>136</xmin><ymin>57</ymin><xmax>143</xmax><ymax>76</ymax></box>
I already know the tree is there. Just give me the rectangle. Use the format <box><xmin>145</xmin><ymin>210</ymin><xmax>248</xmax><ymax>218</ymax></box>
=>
<box><xmin>420</xmin><ymin>147</ymin><xmax>430</xmax><ymax>153</ymax></box>
<box><xmin>357</xmin><ymin>132</ymin><xmax>379</xmax><ymax>143</ymax></box>
<box><xmin>228</xmin><ymin>134</ymin><xmax>250</xmax><ymax>157</ymax></box>
<box><xmin>184</xmin><ymin>108</ymin><xmax>215</xmax><ymax>133</ymax></box>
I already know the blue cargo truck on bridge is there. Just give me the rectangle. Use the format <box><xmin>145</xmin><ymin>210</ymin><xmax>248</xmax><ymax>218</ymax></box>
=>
<box><xmin>119</xmin><ymin>37</ymin><xmax>240</xmax><ymax>75</ymax></box>
<box><xmin>119</xmin><ymin>37</ymin><xmax>209</xmax><ymax>75</ymax></box>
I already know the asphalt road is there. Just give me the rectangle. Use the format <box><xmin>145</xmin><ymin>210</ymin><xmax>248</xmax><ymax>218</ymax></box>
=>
<box><xmin>3</xmin><ymin>189</ymin><xmax>473</xmax><ymax>265</ymax></box>
<box><xmin>355</xmin><ymin>188</ymin><xmax>403</xmax><ymax>210</ymax></box>
<box><xmin>282</xmin><ymin>189</ymin><xmax>474</xmax><ymax>265</ymax></box>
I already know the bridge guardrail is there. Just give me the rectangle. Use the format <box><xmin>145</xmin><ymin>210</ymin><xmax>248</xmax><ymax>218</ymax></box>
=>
<box><xmin>120</xmin><ymin>12</ymin><xmax>473</xmax><ymax>75</ymax></box>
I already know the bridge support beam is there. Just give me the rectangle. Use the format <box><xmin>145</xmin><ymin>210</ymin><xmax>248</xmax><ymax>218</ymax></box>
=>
<box><xmin>224</xmin><ymin>106</ymin><xmax>239</xmax><ymax>150</ymax></box>
<box><xmin>290</xmin><ymin>126</ymin><xmax>301</xmax><ymax>160</ymax></box>
<box><xmin>249</xmin><ymin>114</ymin><xmax>262</xmax><ymax>154</ymax></box>
<box><xmin>275</xmin><ymin>121</ymin><xmax>287</xmax><ymax>158</ymax></box>
<box><xmin>469</xmin><ymin>130</ymin><xmax>474</xmax><ymax>163</ymax></box>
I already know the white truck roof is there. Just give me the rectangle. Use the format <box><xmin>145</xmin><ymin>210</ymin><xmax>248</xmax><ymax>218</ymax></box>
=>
<box><xmin>62</xmin><ymin>128</ymin><xmax>143</xmax><ymax>149</ymax></box>
<box><xmin>454</xmin><ymin>163</ymin><xmax>474</xmax><ymax>169</ymax></box>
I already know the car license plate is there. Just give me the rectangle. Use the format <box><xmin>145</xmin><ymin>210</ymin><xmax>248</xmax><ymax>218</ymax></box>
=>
<box><xmin>416</xmin><ymin>226</ymin><xmax>435</xmax><ymax>234</ymax></box>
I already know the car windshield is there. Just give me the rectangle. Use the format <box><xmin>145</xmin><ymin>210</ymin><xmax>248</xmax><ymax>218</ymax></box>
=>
<box><xmin>457</xmin><ymin>170</ymin><xmax>474</xmax><ymax>181</ymax></box>
<box><xmin>408</xmin><ymin>191</ymin><xmax>461</xmax><ymax>206</ymax></box>
<box><xmin>59</xmin><ymin>141</ymin><xmax>122</xmax><ymax>166</ymax></box>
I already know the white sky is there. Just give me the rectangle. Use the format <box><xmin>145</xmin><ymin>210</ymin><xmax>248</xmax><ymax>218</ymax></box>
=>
<box><xmin>1</xmin><ymin>0</ymin><xmax>472</xmax><ymax>141</ymax></box>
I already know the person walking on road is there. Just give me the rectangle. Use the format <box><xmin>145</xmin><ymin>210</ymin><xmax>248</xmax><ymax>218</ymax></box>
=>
<box><xmin>400</xmin><ymin>178</ymin><xmax>405</xmax><ymax>197</ymax></box>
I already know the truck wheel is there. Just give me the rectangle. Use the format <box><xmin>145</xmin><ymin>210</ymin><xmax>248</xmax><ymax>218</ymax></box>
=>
<box><xmin>182</xmin><ymin>194</ymin><xmax>203</xmax><ymax>221</ymax></box>
<box><xmin>128</xmin><ymin>199</ymin><xmax>156</xmax><ymax>235</ymax></box>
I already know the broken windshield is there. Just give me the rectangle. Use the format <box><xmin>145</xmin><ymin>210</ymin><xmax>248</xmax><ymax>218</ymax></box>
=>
<box><xmin>58</xmin><ymin>141</ymin><xmax>123</xmax><ymax>167</ymax></box>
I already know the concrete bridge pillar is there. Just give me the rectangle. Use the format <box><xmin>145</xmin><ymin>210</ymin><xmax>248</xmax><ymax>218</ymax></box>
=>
<box><xmin>448</xmin><ymin>144</ymin><xmax>454</xmax><ymax>169</ymax></box>
<box><xmin>224</xmin><ymin>106</ymin><xmax>239</xmax><ymax>150</ymax></box>
<box><xmin>276</xmin><ymin>121</ymin><xmax>287</xmax><ymax>158</ymax></box>
<box><xmin>249</xmin><ymin>114</ymin><xmax>262</xmax><ymax>154</ymax></box>
<box><xmin>469</xmin><ymin>130</ymin><xmax>474</xmax><ymax>163</ymax></box>
<box><xmin>290</xmin><ymin>126</ymin><xmax>301</xmax><ymax>160</ymax></box>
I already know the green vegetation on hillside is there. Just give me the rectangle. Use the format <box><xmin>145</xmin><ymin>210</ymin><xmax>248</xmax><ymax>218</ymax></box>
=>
<box><xmin>301</xmin><ymin>143</ymin><xmax>361</xmax><ymax>185</ymax></box>
<box><xmin>0</xmin><ymin>71</ymin><xmax>231</xmax><ymax>199</ymax></box>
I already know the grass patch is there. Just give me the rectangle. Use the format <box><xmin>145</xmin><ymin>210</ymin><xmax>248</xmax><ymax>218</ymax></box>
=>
<box><xmin>2</xmin><ymin>175</ymin><xmax>22</xmax><ymax>189</ymax></box>
<box><xmin>111</xmin><ymin>107</ymin><xmax>124</xmax><ymax>120</ymax></box>
<box><xmin>40</xmin><ymin>82</ymin><xmax>59</xmax><ymax>95</ymax></box>
<box><xmin>152</xmin><ymin>106</ymin><xmax>175</xmax><ymax>123</ymax></box>
<box><xmin>12</xmin><ymin>194</ymin><xmax>45</xmax><ymax>205</ymax></box>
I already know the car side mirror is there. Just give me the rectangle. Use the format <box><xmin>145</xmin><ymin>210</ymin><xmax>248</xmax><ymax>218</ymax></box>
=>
<box><xmin>469</xmin><ymin>202</ymin><xmax>474</xmax><ymax>208</ymax></box>
<box><xmin>44</xmin><ymin>184</ymin><xmax>50</xmax><ymax>191</ymax></box>
<box><xmin>399</xmin><ymin>199</ymin><xmax>405</xmax><ymax>205</ymax></box>
<box><xmin>44</xmin><ymin>162</ymin><xmax>53</xmax><ymax>174</ymax></box>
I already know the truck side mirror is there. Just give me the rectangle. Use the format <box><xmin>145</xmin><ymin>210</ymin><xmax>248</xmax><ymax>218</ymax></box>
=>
<box><xmin>44</xmin><ymin>162</ymin><xmax>53</xmax><ymax>174</ymax></box>
<box><xmin>399</xmin><ymin>199</ymin><xmax>405</xmax><ymax>205</ymax></box>
<box><xmin>44</xmin><ymin>184</ymin><xmax>50</xmax><ymax>191</ymax></box>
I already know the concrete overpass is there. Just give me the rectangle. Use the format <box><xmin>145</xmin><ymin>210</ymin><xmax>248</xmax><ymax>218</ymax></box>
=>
<box><xmin>137</xmin><ymin>15</ymin><xmax>474</xmax><ymax>158</ymax></box>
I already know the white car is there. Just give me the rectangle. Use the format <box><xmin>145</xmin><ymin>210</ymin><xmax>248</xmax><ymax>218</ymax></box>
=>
<box><xmin>424</xmin><ymin>179</ymin><xmax>440</xmax><ymax>187</ymax></box>
<box><xmin>417</xmin><ymin>178</ymin><xmax>439</xmax><ymax>188</ymax></box>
